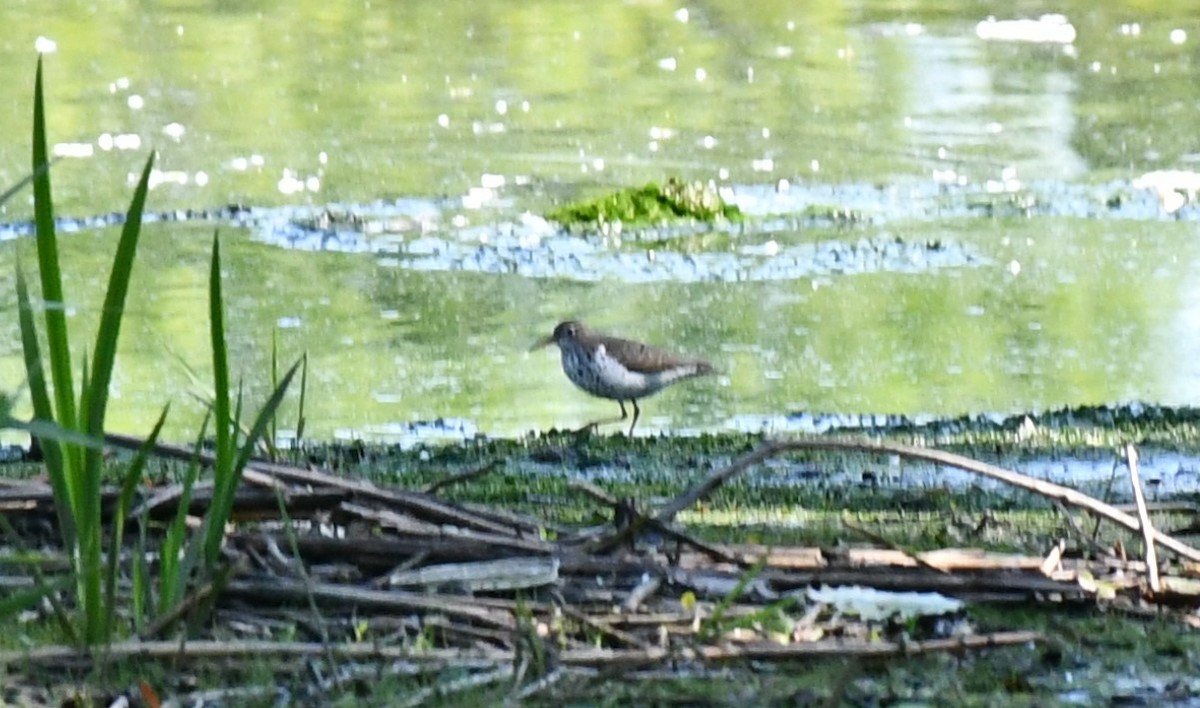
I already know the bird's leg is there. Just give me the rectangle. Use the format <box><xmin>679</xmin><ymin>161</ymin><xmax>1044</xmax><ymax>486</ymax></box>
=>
<box><xmin>628</xmin><ymin>400</ymin><xmax>640</xmax><ymax>437</ymax></box>
<box><xmin>573</xmin><ymin>400</ymin><xmax>630</xmax><ymax>437</ymax></box>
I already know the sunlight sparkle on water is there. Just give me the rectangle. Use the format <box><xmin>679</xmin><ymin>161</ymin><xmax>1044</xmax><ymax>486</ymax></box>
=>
<box><xmin>230</xmin><ymin>155</ymin><xmax>265</xmax><ymax>171</ymax></box>
<box><xmin>975</xmin><ymin>14</ymin><xmax>1076</xmax><ymax>44</ymax></box>
<box><xmin>53</xmin><ymin>143</ymin><xmax>94</xmax><ymax>158</ymax></box>
<box><xmin>144</xmin><ymin>170</ymin><xmax>190</xmax><ymax>189</ymax></box>
<box><xmin>99</xmin><ymin>133</ymin><xmax>142</xmax><ymax>151</ymax></box>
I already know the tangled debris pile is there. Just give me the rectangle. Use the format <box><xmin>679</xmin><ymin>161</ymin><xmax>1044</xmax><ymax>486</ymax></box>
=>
<box><xmin>0</xmin><ymin>436</ymin><xmax>1197</xmax><ymax>705</ymax></box>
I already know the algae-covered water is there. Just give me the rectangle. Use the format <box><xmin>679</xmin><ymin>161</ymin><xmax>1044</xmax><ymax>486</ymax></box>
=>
<box><xmin>1</xmin><ymin>3</ymin><xmax>1200</xmax><ymax>442</ymax></box>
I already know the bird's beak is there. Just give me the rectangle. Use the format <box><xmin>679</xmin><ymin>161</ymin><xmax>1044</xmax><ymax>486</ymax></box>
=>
<box><xmin>530</xmin><ymin>334</ymin><xmax>555</xmax><ymax>352</ymax></box>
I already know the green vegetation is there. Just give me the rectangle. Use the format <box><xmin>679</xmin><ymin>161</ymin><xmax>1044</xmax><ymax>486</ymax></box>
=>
<box><xmin>11</xmin><ymin>59</ymin><xmax>161</xmax><ymax>647</ymax></box>
<box><xmin>1</xmin><ymin>60</ymin><xmax>298</xmax><ymax>655</ymax></box>
<box><xmin>2</xmin><ymin>50</ymin><xmax>1200</xmax><ymax>708</ymax></box>
<box><xmin>547</xmin><ymin>178</ymin><xmax>743</xmax><ymax>226</ymax></box>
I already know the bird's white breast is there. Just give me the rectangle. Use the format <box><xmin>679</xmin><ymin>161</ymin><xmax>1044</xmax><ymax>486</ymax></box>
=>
<box><xmin>561</xmin><ymin>343</ymin><xmax>695</xmax><ymax>400</ymax></box>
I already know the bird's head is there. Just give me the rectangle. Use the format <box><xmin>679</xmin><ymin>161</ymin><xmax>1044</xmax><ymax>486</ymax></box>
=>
<box><xmin>531</xmin><ymin>320</ymin><xmax>585</xmax><ymax>351</ymax></box>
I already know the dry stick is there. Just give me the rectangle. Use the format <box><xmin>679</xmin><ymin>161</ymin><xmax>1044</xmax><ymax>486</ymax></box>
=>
<box><xmin>371</xmin><ymin>551</ymin><xmax>431</xmax><ymax>589</ymax></box>
<box><xmin>557</xmin><ymin>481</ymin><xmax>621</xmax><ymax>545</ymax></box>
<box><xmin>423</xmin><ymin>460</ymin><xmax>504</xmax><ymax>495</ymax></box>
<box><xmin>139</xmin><ymin>576</ymin><xmax>218</xmax><ymax>640</ymax></box>
<box><xmin>1125</xmin><ymin>444</ymin><xmax>1160</xmax><ymax>593</ymax></box>
<box><xmin>249</xmin><ymin>462</ymin><xmax>524</xmax><ymax>536</ymax></box>
<box><xmin>1050</xmin><ymin>499</ymin><xmax>1112</xmax><ymax>558</ymax></box>
<box><xmin>568</xmin><ymin>478</ymin><xmax>618</xmax><ymax>505</ymax></box>
<box><xmin>0</xmin><ymin>630</ymin><xmax>1041</xmax><ymax>669</ymax></box>
<box><xmin>654</xmin><ymin>442</ymin><xmax>785</xmax><ymax>523</ymax></box>
<box><xmin>623</xmin><ymin>575</ymin><xmax>663</xmax><ymax>613</ymax></box>
<box><xmin>558</xmin><ymin>605</ymin><xmax>652</xmax><ymax>650</ymax></box>
<box><xmin>654</xmin><ymin>438</ymin><xmax>1200</xmax><ymax>563</ymax></box>
<box><xmin>841</xmin><ymin>515</ymin><xmax>949</xmax><ymax>575</ymax></box>
<box><xmin>1039</xmin><ymin>541</ymin><xmax>1065</xmax><ymax>577</ymax></box>
<box><xmin>642</xmin><ymin>517</ymin><xmax>741</xmax><ymax>565</ymax></box>
<box><xmin>581</xmin><ymin>496</ymin><xmax>739</xmax><ymax>564</ymax></box>
<box><xmin>103</xmin><ymin>433</ymin><xmax>522</xmax><ymax>537</ymax></box>
<box><xmin>224</xmin><ymin>578</ymin><xmax>519</xmax><ymax>629</ymax></box>
<box><xmin>1089</xmin><ymin>455</ymin><xmax>1124</xmax><ymax>544</ymax></box>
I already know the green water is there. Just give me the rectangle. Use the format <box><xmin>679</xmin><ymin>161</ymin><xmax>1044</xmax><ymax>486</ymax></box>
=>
<box><xmin>1</xmin><ymin>2</ymin><xmax>1199</xmax><ymax>440</ymax></box>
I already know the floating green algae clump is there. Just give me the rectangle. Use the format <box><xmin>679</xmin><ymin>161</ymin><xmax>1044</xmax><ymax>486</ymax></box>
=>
<box><xmin>548</xmin><ymin>178</ymin><xmax>743</xmax><ymax>226</ymax></box>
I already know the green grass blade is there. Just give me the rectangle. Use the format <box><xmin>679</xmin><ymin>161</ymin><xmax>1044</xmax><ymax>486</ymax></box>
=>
<box><xmin>701</xmin><ymin>553</ymin><xmax>768</xmax><ymax>640</ymax></box>
<box><xmin>159</xmin><ymin>411</ymin><xmax>209</xmax><ymax>612</ymax></box>
<box><xmin>234</xmin><ymin>360</ymin><xmax>300</xmax><ymax>475</ymax></box>
<box><xmin>199</xmin><ymin>361</ymin><xmax>298</xmax><ymax>572</ymax></box>
<box><xmin>85</xmin><ymin>152</ymin><xmax>154</xmax><ymax>474</ymax></box>
<box><xmin>75</xmin><ymin>152</ymin><xmax>157</xmax><ymax>645</ymax></box>
<box><xmin>14</xmin><ymin>418</ymin><xmax>107</xmax><ymax>451</ymax></box>
<box><xmin>233</xmin><ymin>382</ymin><xmax>245</xmax><ymax>452</ymax></box>
<box><xmin>295</xmin><ymin>353</ymin><xmax>308</xmax><ymax>446</ymax></box>
<box><xmin>104</xmin><ymin>405</ymin><xmax>169</xmax><ymax>640</ymax></box>
<box><xmin>0</xmin><ymin>158</ymin><xmax>55</xmax><ymax>208</ymax></box>
<box><xmin>75</xmin><ymin>315</ymin><xmax>101</xmax><ymax>640</ymax></box>
<box><xmin>31</xmin><ymin>56</ymin><xmax>78</xmax><ymax>442</ymax></box>
<box><xmin>208</xmin><ymin>233</ymin><xmax>231</xmax><ymax>465</ymax></box>
<box><xmin>270</xmin><ymin>332</ymin><xmax>278</xmax><ymax>459</ymax></box>
<box><xmin>15</xmin><ymin>264</ymin><xmax>73</xmax><ymax>546</ymax></box>
<box><xmin>204</xmin><ymin>233</ymin><xmax>234</xmax><ymax>567</ymax></box>
<box><xmin>132</xmin><ymin>512</ymin><xmax>149</xmax><ymax>631</ymax></box>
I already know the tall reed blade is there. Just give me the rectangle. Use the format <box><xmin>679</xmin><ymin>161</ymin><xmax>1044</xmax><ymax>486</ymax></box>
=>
<box><xmin>30</xmin><ymin>56</ymin><xmax>78</xmax><ymax>453</ymax></box>
<box><xmin>21</xmin><ymin>57</ymin><xmax>160</xmax><ymax>646</ymax></box>
<box><xmin>85</xmin><ymin>153</ymin><xmax>155</xmax><ymax>471</ymax></box>
<box><xmin>15</xmin><ymin>265</ymin><xmax>74</xmax><ymax>547</ymax></box>
<box><xmin>205</xmin><ymin>234</ymin><xmax>232</xmax><ymax>565</ymax></box>
<box><xmin>104</xmin><ymin>406</ymin><xmax>170</xmax><ymax>642</ymax></box>
<box><xmin>202</xmin><ymin>232</ymin><xmax>302</xmax><ymax>568</ymax></box>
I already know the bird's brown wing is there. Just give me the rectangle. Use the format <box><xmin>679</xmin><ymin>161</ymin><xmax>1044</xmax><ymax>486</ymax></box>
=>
<box><xmin>604</xmin><ymin>336</ymin><xmax>714</xmax><ymax>375</ymax></box>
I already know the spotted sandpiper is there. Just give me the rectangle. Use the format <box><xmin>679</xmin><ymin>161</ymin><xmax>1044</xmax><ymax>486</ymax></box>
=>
<box><xmin>531</xmin><ymin>320</ymin><xmax>714</xmax><ymax>436</ymax></box>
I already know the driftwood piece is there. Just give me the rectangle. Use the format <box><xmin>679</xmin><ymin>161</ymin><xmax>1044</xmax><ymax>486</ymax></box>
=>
<box><xmin>0</xmin><ymin>630</ymin><xmax>1042</xmax><ymax>670</ymax></box>
<box><xmin>654</xmin><ymin>438</ymin><xmax>1200</xmax><ymax>563</ymax></box>
<box><xmin>224</xmin><ymin>578</ymin><xmax>518</xmax><ymax>629</ymax></box>
<box><xmin>102</xmin><ymin>433</ymin><xmax>528</xmax><ymax>537</ymax></box>
<box><xmin>1125</xmin><ymin>444</ymin><xmax>1161</xmax><ymax>593</ymax></box>
<box><xmin>234</xmin><ymin>529</ymin><xmax>551</xmax><ymax>570</ymax></box>
<box><xmin>386</xmin><ymin>556</ymin><xmax>560</xmax><ymax>592</ymax></box>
